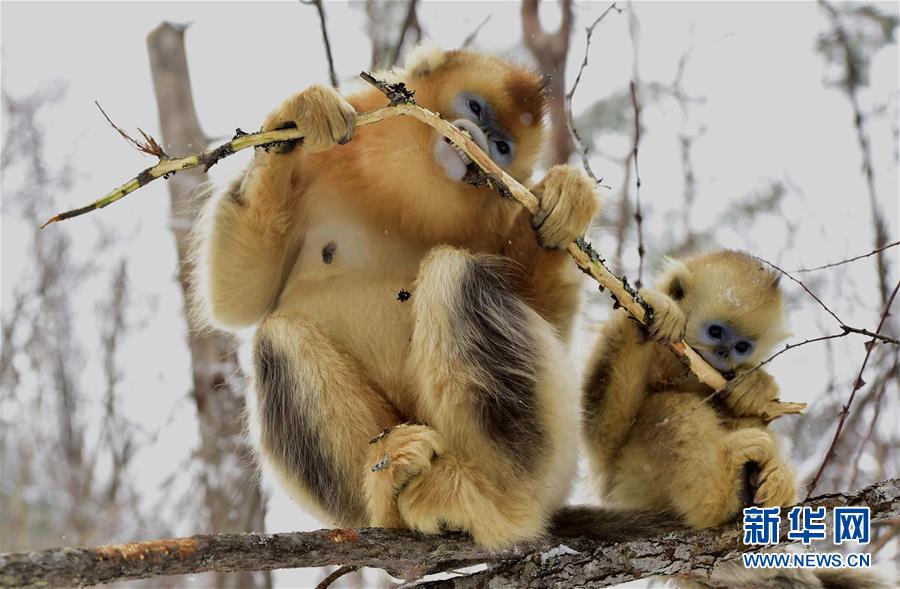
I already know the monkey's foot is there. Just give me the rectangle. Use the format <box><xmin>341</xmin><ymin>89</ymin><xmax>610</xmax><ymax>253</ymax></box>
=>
<box><xmin>365</xmin><ymin>424</ymin><xmax>444</xmax><ymax>528</ymax></box>
<box><xmin>753</xmin><ymin>458</ymin><xmax>797</xmax><ymax>507</ymax></box>
<box><xmin>640</xmin><ymin>289</ymin><xmax>686</xmax><ymax>344</ymax></box>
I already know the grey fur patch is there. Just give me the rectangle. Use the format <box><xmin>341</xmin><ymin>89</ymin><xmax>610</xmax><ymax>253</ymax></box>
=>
<box><xmin>551</xmin><ymin>505</ymin><xmax>681</xmax><ymax>541</ymax></box>
<box><xmin>321</xmin><ymin>241</ymin><xmax>337</xmax><ymax>264</ymax></box>
<box><xmin>581</xmin><ymin>337</ymin><xmax>617</xmax><ymax>437</ymax></box>
<box><xmin>455</xmin><ymin>257</ymin><xmax>544</xmax><ymax>470</ymax></box>
<box><xmin>254</xmin><ymin>336</ymin><xmax>365</xmax><ymax>522</ymax></box>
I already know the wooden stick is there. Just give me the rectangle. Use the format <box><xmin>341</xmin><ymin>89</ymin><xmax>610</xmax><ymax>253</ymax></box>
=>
<box><xmin>41</xmin><ymin>73</ymin><xmax>805</xmax><ymax>419</ymax></box>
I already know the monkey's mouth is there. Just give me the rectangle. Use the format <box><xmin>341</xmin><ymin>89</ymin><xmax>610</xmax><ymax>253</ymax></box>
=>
<box><xmin>435</xmin><ymin>137</ymin><xmax>478</xmax><ymax>182</ymax></box>
<box><xmin>696</xmin><ymin>348</ymin><xmax>736</xmax><ymax>379</ymax></box>
<box><xmin>433</xmin><ymin>119</ymin><xmax>489</xmax><ymax>183</ymax></box>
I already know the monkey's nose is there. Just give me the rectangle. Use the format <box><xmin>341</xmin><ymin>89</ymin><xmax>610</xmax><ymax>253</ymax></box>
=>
<box><xmin>714</xmin><ymin>347</ymin><xmax>730</xmax><ymax>359</ymax></box>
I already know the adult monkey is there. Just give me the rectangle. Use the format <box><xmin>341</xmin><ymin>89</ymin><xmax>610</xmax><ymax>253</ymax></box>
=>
<box><xmin>196</xmin><ymin>45</ymin><xmax>669</xmax><ymax>548</ymax></box>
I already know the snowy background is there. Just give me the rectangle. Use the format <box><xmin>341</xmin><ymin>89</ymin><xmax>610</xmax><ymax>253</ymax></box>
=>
<box><xmin>1</xmin><ymin>1</ymin><xmax>897</xmax><ymax>587</ymax></box>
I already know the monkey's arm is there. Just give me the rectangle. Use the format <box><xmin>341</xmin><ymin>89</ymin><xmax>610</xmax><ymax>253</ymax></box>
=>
<box><xmin>200</xmin><ymin>86</ymin><xmax>356</xmax><ymax>329</ymax></box>
<box><xmin>200</xmin><ymin>157</ymin><xmax>298</xmax><ymax>328</ymax></box>
<box><xmin>723</xmin><ymin>368</ymin><xmax>782</xmax><ymax>417</ymax></box>
<box><xmin>582</xmin><ymin>315</ymin><xmax>657</xmax><ymax>469</ymax></box>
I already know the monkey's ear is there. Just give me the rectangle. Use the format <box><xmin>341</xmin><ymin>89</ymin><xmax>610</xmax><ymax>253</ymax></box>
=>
<box><xmin>404</xmin><ymin>41</ymin><xmax>448</xmax><ymax>78</ymax></box>
<box><xmin>660</xmin><ymin>257</ymin><xmax>692</xmax><ymax>301</ymax></box>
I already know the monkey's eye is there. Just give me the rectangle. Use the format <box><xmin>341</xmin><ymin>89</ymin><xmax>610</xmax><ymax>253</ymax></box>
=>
<box><xmin>707</xmin><ymin>325</ymin><xmax>723</xmax><ymax>339</ymax></box>
<box><xmin>468</xmin><ymin>99</ymin><xmax>482</xmax><ymax>119</ymax></box>
<box><xmin>734</xmin><ymin>341</ymin><xmax>752</xmax><ymax>354</ymax></box>
<box><xmin>495</xmin><ymin>140</ymin><xmax>510</xmax><ymax>155</ymax></box>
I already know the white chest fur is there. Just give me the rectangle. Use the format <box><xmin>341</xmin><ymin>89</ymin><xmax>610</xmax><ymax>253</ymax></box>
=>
<box><xmin>292</xmin><ymin>206</ymin><xmax>425</xmax><ymax>282</ymax></box>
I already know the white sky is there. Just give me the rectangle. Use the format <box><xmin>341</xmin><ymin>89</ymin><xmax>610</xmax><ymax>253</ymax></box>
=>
<box><xmin>1</xmin><ymin>1</ymin><xmax>898</xmax><ymax>588</ymax></box>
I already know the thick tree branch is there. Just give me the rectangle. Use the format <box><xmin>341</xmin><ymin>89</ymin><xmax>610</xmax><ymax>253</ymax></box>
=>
<box><xmin>40</xmin><ymin>73</ymin><xmax>804</xmax><ymax>419</ymax></box>
<box><xmin>2</xmin><ymin>478</ymin><xmax>896</xmax><ymax>589</ymax></box>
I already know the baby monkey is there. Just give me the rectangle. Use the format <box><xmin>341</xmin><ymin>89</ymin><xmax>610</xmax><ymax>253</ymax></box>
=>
<box><xmin>583</xmin><ymin>250</ymin><xmax>797</xmax><ymax>528</ymax></box>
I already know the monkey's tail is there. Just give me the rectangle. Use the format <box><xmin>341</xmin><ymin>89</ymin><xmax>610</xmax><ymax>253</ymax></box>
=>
<box><xmin>549</xmin><ymin>505</ymin><xmax>682</xmax><ymax>542</ymax></box>
<box><xmin>550</xmin><ymin>509</ymin><xmax>887</xmax><ymax>589</ymax></box>
<box><xmin>814</xmin><ymin>569</ymin><xmax>887</xmax><ymax>589</ymax></box>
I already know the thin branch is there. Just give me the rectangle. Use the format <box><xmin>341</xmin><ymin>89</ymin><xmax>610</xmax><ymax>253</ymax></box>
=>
<box><xmin>754</xmin><ymin>256</ymin><xmax>845</xmax><ymax>326</ymax></box>
<box><xmin>805</xmin><ymin>279</ymin><xmax>900</xmax><ymax>500</ymax></box>
<box><xmin>390</xmin><ymin>0</ymin><xmax>421</xmax><ymax>67</ymax></box>
<box><xmin>819</xmin><ymin>0</ymin><xmax>894</xmax><ymax>310</ymax></box>
<box><xmin>753</xmin><ymin>332</ymin><xmax>854</xmax><ymax>372</ymax></box>
<box><xmin>791</xmin><ymin>240</ymin><xmax>900</xmax><ymax>273</ymax></box>
<box><xmin>460</xmin><ymin>15</ymin><xmax>492</xmax><ymax>49</ymax></box>
<box><xmin>315</xmin><ymin>565</ymin><xmax>361</xmax><ymax>589</ymax></box>
<box><xmin>41</xmin><ymin>73</ymin><xmax>804</xmax><ymax>418</ymax></box>
<box><xmin>629</xmin><ymin>79</ymin><xmax>645</xmax><ymax>289</ymax></box>
<box><xmin>3</xmin><ymin>478</ymin><xmax>896</xmax><ymax>589</ymax></box>
<box><xmin>95</xmin><ymin>101</ymin><xmax>165</xmax><ymax>158</ymax></box>
<box><xmin>565</xmin><ymin>2</ymin><xmax>622</xmax><ymax>183</ymax></box>
<box><xmin>756</xmin><ymin>256</ymin><xmax>899</xmax><ymax>345</ymax></box>
<box><xmin>302</xmin><ymin>0</ymin><xmax>339</xmax><ymax>89</ymax></box>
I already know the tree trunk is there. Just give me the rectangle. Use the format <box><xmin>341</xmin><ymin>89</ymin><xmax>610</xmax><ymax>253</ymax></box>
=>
<box><xmin>146</xmin><ymin>21</ymin><xmax>268</xmax><ymax>589</ymax></box>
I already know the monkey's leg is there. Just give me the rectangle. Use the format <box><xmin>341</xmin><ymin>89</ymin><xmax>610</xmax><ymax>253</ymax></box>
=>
<box><xmin>366</xmin><ymin>246</ymin><xmax>577</xmax><ymax>549</ymax></box>
<box><xmin>253</xmin><ymin>312</ymin><xmax>400</xmax><ymax>527</ymax></box>
<box><xmin>619</xmin><ymin>393</ymin><xmax>777</xmax><ymax>529</ymax></box>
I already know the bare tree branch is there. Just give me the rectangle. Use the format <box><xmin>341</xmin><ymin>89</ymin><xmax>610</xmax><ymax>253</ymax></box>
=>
<box><xmin>315</xmin><ymin>565</ymin><xmax>362</xmax><ymax>589</ymax></box>
<box><xmin>629</xmin><ymin>79</ymin><xmax>645</xmax><ymax>289</ymax></box>
<box><xmin>819</xmin><ymin>0</ymin><xmax>895</xmax><ymax>310</ymax></box>
<box><xmin>565</xmin><ymin>2</ymin><xmax>621</xmax><ymax>183</ymax></box>
<box><xmin>806</xmin><ymin>280</ymin><xmax>900</xmax><ymax>499</ymax></box>
<box><xmin>2</xmin><ymin>478</ymin><xmax>896</xmax><ymax>589</ymax></box>
<box><xmin>791</xmin><ymin>240</ymin><xmax>900</xmax><ymax>273</ymax></box>
<box><xmin>522</xmin><ymin>0</ymin><xmax>575</xmax><ymax>165</ymax></box>
<box><xmin>390</xmin><ymin>0</ymin><xmax>422</xmax><ymax>67</ymax></box>
<box><xmin>460</xmin><ymin>15</ymin><xmax>492</xmax><ymax>49</ymax></box>
<box><xmin>302</xmin><ymin>0</ymin><xmax>339</xmax><ymax>89</ymax></box>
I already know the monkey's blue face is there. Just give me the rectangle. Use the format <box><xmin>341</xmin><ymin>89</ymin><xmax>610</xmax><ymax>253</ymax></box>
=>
<box><xmin>433</xmin><ymin>92</ymin><xmax>517</xmax><ymax>181</ymax></box>
<box><xmin>696</xmin><ymin>320</ymin><xmax>756</xmax><ymax>375</ymax></box>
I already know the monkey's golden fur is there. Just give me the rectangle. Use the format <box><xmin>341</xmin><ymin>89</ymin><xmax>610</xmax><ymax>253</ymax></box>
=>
<box><xmin>583</xmin><ymin>251</ymin><xmax>797</xmax><ymax>529</ymax></box>
<box><xmin>195</xmin><ymin>45</ymin><xmax>601</xmax><ymax>548</ymax></box>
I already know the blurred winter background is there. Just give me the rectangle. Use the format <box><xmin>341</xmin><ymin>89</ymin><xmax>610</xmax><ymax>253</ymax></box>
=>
<box><xmin>1</xmin><ymin>1</ymin><xmax>897</xmax><ymax>588</ymax></box>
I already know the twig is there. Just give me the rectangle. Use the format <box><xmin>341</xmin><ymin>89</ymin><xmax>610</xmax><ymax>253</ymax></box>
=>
<box><xmin>41</xmin><ymin>73</ymin><xmax>805</xmax><ymax>418</ymax></box>
<box><xmin>315</xmin><ymin>564</ymin><xmax>361</xmax><ymax>589</ymax></box>
<box><xmin>302</xmin><ymin>0</ymin><xmax>339</xmax><ymax>89</ymax></box>
<box><xmin>95</xmin><ymin>101</ymin><xmax>165</xmax><ymax>158</ymax></box>
<box><xmin>791</xmin><ymin>240</ymin><xmax>900</xmax><ymax>273</ymax></box>
<box><xmin>460</xmin><ymin>15</ymin><xmax>492</xmax><ymax>48</ymax></box>
<box><xmin>390</xmin><ymin>0</ymin><xmax>421</xmax><ymax>67</ymax></box>
<box><xmin>565</xmin><ymin>2</ymin><xmax>621</xmax><ymax>183</ymax></box>
<box><xmin>756</xmin><ymin>256</ymin><xmax>899</xmax><ymax>345</ymax></box>
<box><xmin>754</xmin><ymin>332</ymin><xmax>855</xmax><ymax>372</ymax></box>
<box><xmin>805</xmin><ymin>279</ymin><xmax>900</xmax><ymax>500</ymax></box>
<box><xmin>5</xmin><ymin>479</ymin><xmax>896</xmax><ymax>588</ymax></box>
<box><xmin>629</xmin><ymin>79</ymin><xmax>645</xmax><ymax>289</ymax></box>
<box><xmin>820</xmin><ymin>0</ymin><xmax>894</xmax><ymax>310</ymax></box>
<box><xmin>754</xmin><ymin>256</ymin><xmax>845</xmax><ymax>327</ymax></box>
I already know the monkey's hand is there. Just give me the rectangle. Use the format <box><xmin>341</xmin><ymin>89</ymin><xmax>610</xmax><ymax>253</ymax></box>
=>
<box><xmin>639</xmin><ymin>289</ymin><xmax>686</xmax><ymax>344</ymax></box>
<box><xmin>530</xmin><ymin>165</ymin><xmax>600</xmax><ymax>249</ymax></box>
<box><xmin>723</xmin><ymin>369</ymin><xmax>780</xmax><ymax>417</ymax></box>
<box><xmin>369</xmin><ymin>424</ymin><xmax>445</xmax><ymax>496</ymax></box>
<box><xmin>752</xmin><ymin>457</ymin><xmax>797</xmax><ymax>507</ymax></box>
<box><xmin>262</xmin><ymin>85</ymin><xmax>357</xmax><ymax>153</ymax></box>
